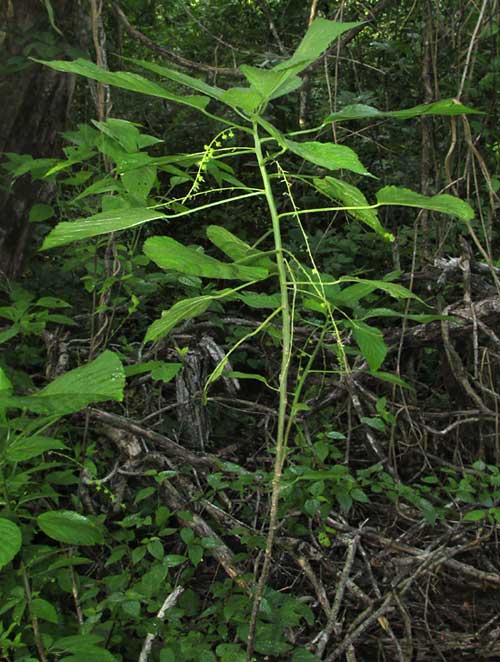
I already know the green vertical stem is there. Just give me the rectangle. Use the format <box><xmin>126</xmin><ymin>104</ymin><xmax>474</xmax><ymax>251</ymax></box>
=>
<box><xmin>246</xmin><ymin>124</ymin><xmax>293</xmax><ymax>660</ymax></box>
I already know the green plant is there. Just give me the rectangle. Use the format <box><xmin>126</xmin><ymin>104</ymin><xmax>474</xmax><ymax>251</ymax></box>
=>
<box><xmin>0</xmin><ymin>16</ymin><xmax>483</xmax><ymax>660</ymax></box>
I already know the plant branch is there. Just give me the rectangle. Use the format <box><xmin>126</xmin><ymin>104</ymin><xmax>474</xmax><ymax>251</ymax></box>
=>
<box><xmin>246</xmin><ymin>124</ymin><xmax>294</xmax><ymax>661</ymax></box>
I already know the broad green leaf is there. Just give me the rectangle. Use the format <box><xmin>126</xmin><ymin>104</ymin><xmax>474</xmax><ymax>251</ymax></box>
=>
<box><xmin>59</xmin><ymin>651</ymin><xmax>116</xmax><ymax>662</ymax></box>
<box><xmin>0</xmin><ymin>366</ymin><xmax>12</xmax><ymax>393</ymax></box>
<box><xmin>360</xmin><ymin>416</ymin><xmax>386</xmax><ymax>432</ymax></box>
<box><xmin>0</xmin><ymin>518</ymin><xmax>22</xmax><ymax>569</ymax></box>
<box><xmin>121</xmin><ymin>165</ymin><xmax>156</xmax><ymax>200</ymax></box>
<box><xmin>42</xmin><ymin>208</ymin><xmax>167</xmax><ymax>250</ymax></box>
<box><xmin>239</xmin><ymin>292</ymin><xmax>281</xmax><ymax>309</ymax></box>
<box><xmin>358</xmin><ymin>307</ymin><xmax>449</xmax><ymax>323</ymax></box>
<box><xmin>225</xmin><ymin>371</ymin><xmax>275</xmax><ymax>389</ymax></box>
<box><xmin>291</xmin><ymin>648</ymin><xmax>318</xmax><ymax>662</ymax></box>
<box><xmin>37</xmin><ymin>511</ymin><xmax>103</xmax><ymax>545</ymax></box>
<box><xmin>34</xmin><ymin>58</ymin><xmax>210</xmax><ymax>110</ymax></box>
<box><xmin>42</xmin><ymin>350</ymin><xmax>124</xmax><ymax>403</ymax></box>
<box><xmin>130</xmin><ymin>58</ymin><xmax>225</xmax><ymax>101</ymax></box>
<box><xmin>72</xmin><ymin>177</ymin><xmax>121</xmax><ymax>203</ymax></box>
<box><xmin>150</xmin><ymin>363</ymin><xmax>182</xmax><ymax>383</ymax></box>
<box><xmin>145</xmin><ymin>292</ymin><xmax>232</xmax><ymax>342</ymax></box>
<box><xmin>52</xmin><ymin>634</ymin><xmax>105</xmax><ymax>654</ymax></box>
<box><xmin>220</xmin><ymin>87</ymin><xmax>263</xmax><ymax>114</ymax></box>
<box><xmin>324</xmin><ymin>98</ymin><xmax>483</xmax><ymax>123</ymax></box>
<box><xmin>240</xmin><ymin>65</ymin><xmax>302</xmax><ymax>102</ymax></box>
<box><xmin>370</xmin><ymin>371</ymin><xmax>413</xmax><ymax>389</ymax></box>
<box><xmin>6</xmin><ymin>436</ymin><xmax>67</xmax><ymax>462</ymax></box>
<box><xmin>32</xmin><ymin>598</ymin><xmax>58</xmax><ymax>624</ymax></box>
<box><xmin>206</xmin><ymin>225</ymin><xmax>275</xmax><ymax>270</ymax></box>
<box><xmin>463</xmin><ymin>509</ymin><xmax>487</xmax><ymax>522</ymax></box>
<box><xmin>286</xmin><ymin>139</ymin><xmax>370</xmax><ymax>176</ymax></box>
<box><xmin>124</xmin><ymin>361</ymin><xmax>167</xmax><ymax>377</ymax></box>
<box><xmin>216</xmin><ymin>643</ymin><xmax>246</xmax><ymax>662</ymax></box>
<box><xmin>376</xmin><ymin>186</ymin><xmax>474</xmax><ymax>222</ymax></box>
<box><xmin>238</xmin><ymin>622</ymin><xmax>292</xmax><ymax>656</ymax></box>
<box><xmin>144</xmin><ymin>236</ymin><xmax>268</xmax><ymax>281</ymax></box>
<box><xmin>313</xmin><ymin>176</ymin><xmax>392</xmax><ymax>239</ymax></box>
<box><xmin>35</xmin><ymin>296</ymin><xmax>71</xmax><ymax>308</ymax></box>
<box><xmin>330</xmin><ymin>279</ymin><xmax>416</xmax><ymax>307</ymax></box>
<box><xmin>29</xmin><ymin>203</ymin><xmax>54</xmax><ymax>223</ymax></box>
<box><xmin>273</xmin><ymin>19</ymin><xmax>361</xmax><ymax>75</ymax></box>
<box><xmin>0</xmin><ymin>351</ymin><xmax>124</xmax><ymax>415</ymax></box>
<box><xmin>349</xmin><ymin>320</ymin><xmax>387</xmax><ymax>371</ymax></box>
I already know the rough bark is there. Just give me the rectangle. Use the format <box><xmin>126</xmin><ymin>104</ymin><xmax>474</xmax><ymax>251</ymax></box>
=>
<box><xmin>0</xmin><ymin>0</ymin><xmax>79</xmax><ymax>278</ymax></box>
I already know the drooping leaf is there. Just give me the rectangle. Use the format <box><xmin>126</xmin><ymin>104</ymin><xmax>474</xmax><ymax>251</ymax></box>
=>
<box><xmin>6</xmin><ymin>436</ymin><xmax>67</xmax><ymax>462</ymax></box>
<box><xmin>42</xmin><ymin>208</ymin><xmax>167</xmax><ymax>250</ymax></box>
<box><xmin>324</xmin><ymin>98</ymin><xmax>483</xmax><ymax>123</ymax></box>
<box><xmin>349</xmin><ymin>320</ymin><xmax>388</xmax><ymax>371</ymax></box>
<box><xmin>206</xmin><ymin>225</ymin><xmax>275</xmax><ymax>270</ymax></box>
<box><xmin>330</xmin><ymin>278</ymin><xmax>416</xmax><ymax>307</ymax></box>
<box><xmin>286</xmin><ymin>140</ymin><xmax>370</xmax><ymax>176</ymax></box>
<box><xmin>144</xmin><ymin>236</ymin><xmax>268</xmax><ymax>281</ymax></box>
<box><xmin>34</xmin><ymin>58</ymin><xmax>210</xmax><ymax>110</ymax></box>
<box><xmin>145</xmin><ymin>292</ymin><xmax>232</xmax><ymax>342</ymax></box>
<box><xmin>52</xmin><ymin>634</ymin><xmax>105</xmax><ymax>655</ymax></box>
<box><xmin>239</xmin><ymin>292</ymin><xmax>281</xmax><ymax>309</ymax></box>
<box><xmin>0</xmin><ymin>518</ymin><xmax>22</xmax><ymax>569</ymax></box>
<box><xmin>370</xmin><ymin>371</ymin><xmax>413</xmax><ymax>389</ymax></box>
<box><xmin>313</xmin><ymin>176</ymin><xmax>392</xmax><ymax>239</ymax></box>
<box><xmin>43</xmin><ymin>0</ymin><xmax>63</xmax><ymax>35</ymax></box>
<box><xmin>130</xmin><ymin>58</ymin><xmax>225</xmax><ymax>102</ymax></box>
<box><xmin>29</xmin><ymin>203</ymin><xmax>54</xmax><ymax>223</ymax></box>
<box><xmin>376</xmin><ymin>186</ymin><xmax>474</xmax><ymax>221</ymax></box>
<box><xmin>37</xmin><ymin>511</ymin><xmax>103</xmax><ymax>545</ymax></box>
<box><xmin>32</xmin><ymin>598</ymin><xmax>59</xmax><ymax>624</ymax></box>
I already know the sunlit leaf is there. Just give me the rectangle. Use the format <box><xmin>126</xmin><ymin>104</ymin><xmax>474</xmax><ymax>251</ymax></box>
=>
<box><xmin>220</xmin><ymin>87</ymin><xmax>263</xmax><ymax>113</ymax></box>
<box><xmin>34</xmin><ymin>58</ymin><xmax>210</xmax><ymax>110</ymax></box>
<box><xmin>0</xmin><ymin>351</ymin><xmax>125</xmax><ymax>414</ymax></box>
<box><xmin>145</xmin><ymin>291</ymin><xmax>233</xmax><ymax>342</ymax></box>
<box><xmin>206</xmin><ymin>225</ymin><xmax>275</xmax><ymax>270</ymax></box>
<box><xmin>240</xmin><ymin>65</ymin><xmax>302</xmax><ymax>102</ymax></box>
<box><xmin>144</xmin><ymin>236</ymin><xmax>268</xmax><ymax>281</ymax></box>
<box><xmin>376</xmin><ymin>186</ymin><xmax>474</xmax><ymax>221</ymax></box>
<box><xmin>286</xmin><ymin>140</ymin><xmax>370</xmax><ymax>176</ymax></box>
<box><xmin>130</xmin><ymin>58</ymin><xmax>225</xmax><ymax>101</ymax></box>
<box><xmin>313</xmin><ymin>176</ymin><xmax>391</xmax><ymax>238</ymax></box>
<box><xmin>273</xmin><ymin>19</ymin><xmax>361</xmax><ymax>76</ymax></box>
<box><xmin>42</xmin><ymin>208</ymin><xmax>167</xmax><ymax>249</ymax></box>
<box><xmin>324</xmin><ymin>98</ymin><xmax>483</xmax><ymax>123</ymax></box>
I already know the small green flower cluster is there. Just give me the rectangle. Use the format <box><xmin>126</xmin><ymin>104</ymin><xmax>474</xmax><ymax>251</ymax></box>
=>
<box><xmin>89</xmin><ymin>480</ymin><xmax>126</xmax><ymax>509</ymax></box>
<box><xmin>184</xmin><ymin>129</ymin><xmax>235</xmax><ymax>200</ymax></box>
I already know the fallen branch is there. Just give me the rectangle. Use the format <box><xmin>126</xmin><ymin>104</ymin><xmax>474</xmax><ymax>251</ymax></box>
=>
<box><xmin>112</xmin><ymin>2</ymin><xmax>241</xmax><ymax>77</ymax></box>
<box><xmin>138</xmin><ymin>586</ymin><xmax>184</xmax><ymax>662</ymax></box>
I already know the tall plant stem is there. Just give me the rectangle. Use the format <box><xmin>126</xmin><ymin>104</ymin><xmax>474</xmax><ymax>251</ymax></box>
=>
<box><xmin>246</xmin><ymin>124</ymin><xmax>293</xmax><ymax>660</ymax></box>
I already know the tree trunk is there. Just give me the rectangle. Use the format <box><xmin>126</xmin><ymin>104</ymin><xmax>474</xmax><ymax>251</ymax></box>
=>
<box><xmin>0</xmin><ymin>0</ymin><xmax>79</xmax><ymax>279</ymax></box>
